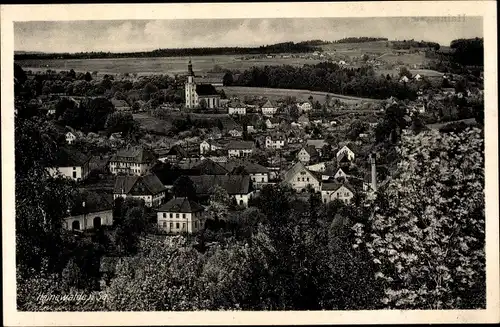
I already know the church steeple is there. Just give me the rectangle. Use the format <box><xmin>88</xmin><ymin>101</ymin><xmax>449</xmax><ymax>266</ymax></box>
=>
<box><xmin>187</xmin><ymin>59</ymin><xmax>194</xmax><ymax>76</ymax></box>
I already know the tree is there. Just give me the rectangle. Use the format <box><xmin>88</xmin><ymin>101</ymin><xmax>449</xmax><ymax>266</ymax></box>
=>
<box><xmin>289</xmin><ymin>104</ymin><xmax>300</xmax><ymax>121</ymax></box>
<box><xmin>199</xmin><ymin>99</ymin><xmax>208</xmax><ymax>110</ymax></box>
<box><xmin>353</xmin><ymin>128</ymin><xmax>485</xmax><ymax>309</ymax></box>
<box><xmin>55</xmin><ymin>97</ymin><xmax>76</xmax><ymax>119</ymax></box>
<box><xmin>105</xmin><ymin>111</ymin><xmax>140</xmax><ymax>138</ymax></box>
<box><xmin>84</xmin><ymin>72</ymin><xmax>92</xmax><ymax>82</ymax></box>
<box><xmin>172</xmin><ymin>176</ymin><xmax>197</xmax><ymax>200</ymax></box>
<box><xmin>223</xmin><ymin>72</ymin><xmax>233</xmax><ymax>86</ymax></box>
<box><xmin>399</xmin><ymin>66</ymin><xmax>412</xmax><ymax>78</ymax></box>
<box><xmin>208</xmin><ymin>185</ymin><xmax>232</xmax><ymax>220</ymax></box>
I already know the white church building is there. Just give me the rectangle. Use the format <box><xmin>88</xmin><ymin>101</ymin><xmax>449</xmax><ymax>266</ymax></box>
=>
<box><xmin>185</xmin><ymin>60</ymin><xmax>221</xmax><ymax>109</ymax></box>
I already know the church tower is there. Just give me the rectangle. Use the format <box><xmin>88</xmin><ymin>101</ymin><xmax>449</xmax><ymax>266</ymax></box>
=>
<box><xmin>185</xmin><ymin>60</ymin><xmax>197</xmax><ymax>108</ymax></box>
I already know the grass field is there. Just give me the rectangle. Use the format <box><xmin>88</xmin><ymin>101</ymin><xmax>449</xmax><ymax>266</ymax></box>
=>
<box><xmin>219</xmin><ymin>86</ymin><xmax>383</xmax><ymax>104</ymax></box>
<box><xmin>16</xmin><ymin>55</ymin><xmax>322</xmax><ymax>76</ymax></box>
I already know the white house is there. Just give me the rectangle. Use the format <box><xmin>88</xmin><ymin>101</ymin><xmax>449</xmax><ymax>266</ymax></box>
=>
<box><xmin>65</xmin><ymin>197</ymin><xmax>114</xmax><ymax>231</ymax></box>
<box><xmin>199</xmin><ymin>140</ymin><xmax>223</xmax><ymax>155</ymax></box>
<box><xmin>414</xmin><ymin>73</ymin><xmax>422</xmax><ymax>81</ymax></box>
<box><xmin>228</xmin><ymin>128</ymin><xmax>243</xmax><ymax>138</ymax></box>
<box><xmin>265</xmin><ymin>133</ymin><xmax>287</xmax><ymax>149</ymax></box>
<box><xmin>334</xmin><ymin>167</ymin><xmax>349</xmax><ymax>179</ymax></box>
<box><xmin>283</xmin><ymin>161</ymin><xmax>321</xmax><ymax>193</ymax></box>
<box><xmin>296</xmin><ymin>102</ymin><xmax>312</xmax><ymax>114</ymax></box>
<box><xmin>321</xmin><ymin>182</ymin><xmax>355</xmax><ymax>204</ymax></box>
<box><xmin>228</xmin><ymin>100</ymin><xmax>247</xmax><ymax>115</ymax></box>
<box><xmin>227</xmin><ymin>141</ymin><xmax>255</xmax><ymax>158</ymax></box>
<box><xmin>113</xmin><ymin>174</ymin><xmax>166</xmax><ymax>208</ymax></box>
<box><xmin>336</xmin><ymin>145</ymin><xmax>356</xmax><ymax>162</ymax></box>
<box><xmin>261</xmin><ymin>99</ymin><xmax>278</xmax><ymax>116</ymax></box>
<box><xmin>306</xmin><ymin>162</ymin><xmax>327</xmax><ymax>173</ymax></box>
<box><xmin>399</xmin><ymin>75</ymin><xmax>410</xmax><ymax>83</ymax></box>
<box><xmin>157</xmin><ymin>197</ymin><xmax>205</xmax><ymax>234</ymax></box>
<box><xmin>109</xmin><ymin>146</ymin><xmax>157</xmax><ymax>176</ymax></box>
<box><xmin>66</xmin><ymin>131</ymin><xmax>76</xmax><ymax>145</ymax></box>
<box><xmin>47</xmin><ymin>147</ymin><xmax>90</xmax><ymax>181</ymax></box>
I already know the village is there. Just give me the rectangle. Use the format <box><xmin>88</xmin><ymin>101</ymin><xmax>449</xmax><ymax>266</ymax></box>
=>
<box><xmin>13</xmin><ymin>30</ymin><xmax>486</xmax><ymax>311</ymax></box>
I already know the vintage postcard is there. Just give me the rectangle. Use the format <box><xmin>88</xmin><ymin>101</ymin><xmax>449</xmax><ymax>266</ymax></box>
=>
<box><xmin>1</xmin><ymin>1</ymin><xmax>498</xmax><ymax>326</ymax></box>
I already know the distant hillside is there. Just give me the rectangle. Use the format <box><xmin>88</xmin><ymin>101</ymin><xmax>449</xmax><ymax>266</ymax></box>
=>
<box><xmin>14</xmin><ymin>41</ymin><xmax>323</xmax><ymax>60</ymax></box>
<box><xmin>333</xmin><ymin>37</ymin><xmax>389</xmax><ymax>43</ymax></box>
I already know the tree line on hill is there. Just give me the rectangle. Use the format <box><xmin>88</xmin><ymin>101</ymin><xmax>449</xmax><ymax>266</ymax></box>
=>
<box><xmin>14</xmin><ymin>41</ymin><xmax>322</xmax><ymax>60</ymax></box>
<box><xmin>333</xmin><ymin>37</ymin><xmax>388</xmax><ymax>43</ymax></box>
<box><xmin>225</xmin><ymin>61</ymin><xmax>418</xmax><ymax>100</ymax></box>
<box><xmin>425</xmin><ymin>38</ymin><xmax>483</xmax><ymax>74</ymax></box>
<box><xmin>391</xmin><ymin>39</ymin><xmax>441</xmax><ymax>50</ymax></box>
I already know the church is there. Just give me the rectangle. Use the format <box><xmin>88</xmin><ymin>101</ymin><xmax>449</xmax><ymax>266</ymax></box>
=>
<box><xmin>185</xmin><ymin>60</ymin><xmax>221</xmax><ymax>109</ymax></box>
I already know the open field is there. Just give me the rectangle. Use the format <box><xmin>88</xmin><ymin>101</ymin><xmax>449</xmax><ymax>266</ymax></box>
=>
<box><xmin>16</xmin><ymin>55</ymin><xmax>323</xmax><ymax>76</ymax></box>
<box><xmin>133</xmin><ymin>113</ymin><xmax>172</xmax><ymax>134</ymax></box>
<box><xmin>427</xmin><ymin>118</ymin><xmax>476</xmax><ymax>130</ymax></box>
<box><xmin>219</xmin><ymin>86</ymin><xmax>383</xmax><ymax>104</ymax></box>
<box><xmin>376</xmin><ymin>68</ymin><xmax>444</xmax><ymax>78</ymax></box>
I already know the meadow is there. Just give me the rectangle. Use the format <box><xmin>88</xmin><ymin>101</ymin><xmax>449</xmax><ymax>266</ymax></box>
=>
<box><xmin>219</xmin><ymin>86</ymin><xmax>384</xmax><ymax>104</ymax></box>
<box><xmin>16</xmin><ymin>55</ymin><xmax>322</xmax><ymax>76</ymax></box>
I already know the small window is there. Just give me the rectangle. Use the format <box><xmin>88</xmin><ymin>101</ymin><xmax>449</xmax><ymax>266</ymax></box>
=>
<box><xmin>176</xmin><ymin>222</ymin><xmax>180</xmax><ymax>229</ymax></box>
<box><xmin>182</xmin><ymin>213</ymin><xmax>186</xmax><ymax>218</ymax></box>
<box><xmin>163</xmin><ymin>213</ymin><xmax>166</xmax><ymax>218</ymax></box>
<box><xmin>182</xmin><ymin>223</ymin><xmax>186</xmax><ymax>229</ymax></box>
<box><xmin>176</xmin><ymin>213</ymin><xmax>179</xmax><ymax>218</ymax></box>
<box><xmin>170</xmin><ymin>213</ymin><xmax>173</xmax><ymax>218</ymax></box>
<box><xmin>307</xmin><ymin>178</ymin><xmax>310</xmax><ymax>182</ymax></box>
<box><xmin>163</xmin><ymin>221</ymin><xmax>167</xmax><ymax>227</ymax></box>
<box><xmin>73</xmin><ymin>171</ymin><xmax>77</xmax><ymax>178</ymax></box>
<box><xmin>73</xmin><ymin>167</ymin><xmax>76</xmax><ymax>170</ymax></box>
<box><xmin>170</xmin><ymin>222</ymin><xmax>173</xmax><ymax>229</ymax></box>
<box><xmin>194</xmin><ymin>221</ymin><xmax>198</xmax><ymax>228</ymax></box>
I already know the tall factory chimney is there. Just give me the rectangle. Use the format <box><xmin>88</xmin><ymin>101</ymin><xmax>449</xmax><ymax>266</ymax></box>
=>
<box><xmin>370</xmin><ymin>152</ymin><xmax>377</xmax><ymax>192</ymax></box>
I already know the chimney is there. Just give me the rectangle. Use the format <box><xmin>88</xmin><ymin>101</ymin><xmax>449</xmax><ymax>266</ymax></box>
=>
<box><xmin>370</xmin><ymin>153</ymin><xmax>377</xmax><ymax>192</ymax></box>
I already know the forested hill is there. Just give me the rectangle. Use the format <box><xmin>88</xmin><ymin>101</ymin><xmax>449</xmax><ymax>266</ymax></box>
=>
<box><xmin>14</xmin><ymin>41</ymin><xmax>322</xmax><ymax>60</ymax></box>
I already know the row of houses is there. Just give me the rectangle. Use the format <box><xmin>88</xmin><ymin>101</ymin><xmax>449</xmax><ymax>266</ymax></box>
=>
<box><xmin>228</xmin><ymin>99</ymin><xmax>313</xmax><ymax>116</ymax></box>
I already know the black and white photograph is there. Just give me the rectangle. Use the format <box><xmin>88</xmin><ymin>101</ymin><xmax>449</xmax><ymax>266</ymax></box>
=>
<box><xmin>1</xmin><ymin>1</ymin><xmax>498</xmax><ymax>325</ymax></box>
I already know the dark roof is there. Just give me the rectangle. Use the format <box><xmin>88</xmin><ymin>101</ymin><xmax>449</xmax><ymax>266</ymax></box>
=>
<box><xmin>262</xmin><ymin>99</ymin><xmax>278</xmax><ymax>108</ymax></box>
<box><xmin>113</xmin><ymin>174</ymin><xmax>166</xmax><ymax>195</ymax></box>
<box><xmin>196</xmin><ymin>84</ymin><xmax>219</xmax><ymax>96</ymax></box>
<box><xmin>166</xmin><ymin>145</ymin><xmax>188</xmax><ymax>158</ymax></box>
<box><xmin>227</xmin><ymin>141</ymin><xmax>254</xmax><ymax>150</ymax></box>
<box><xmin>303</xmin><ymin>145</ymin><xmax>319</xmax><ymax>157</ymax></box>
<box><xmin>54</xmin><ymin>147</ymin><xmax>90</xmax><ymax>167</ymax></box>
<box><xmin>192</xmin><ymin>159</ymin><xmax>229</xmax><ymax>175</ymax></box>
<box><xmin>189</xmin><ymin>175</ymin><xmax>252</xmax><ymax>195</ymax></box>
<box><xmin>322</xmin><ymin>182</ymin><xmax>355</xmax><ymax>193</ymax></box>
<box><xmin>222</xmin><ymin>159</ymin><xmax>269</xmax><ymax>174</ymax></box>
<box><xmin>111</xmin><ymin>146</ymin><xmax>157</xmax><ymax>164</ymax></box>
<box><xmin>69</xmin><ymin>191</ymin><xmax>113</xmax><ymax>216</ymax></box>
<box><xmin>158</xmin><ymin>197</ymin><xmax>204</xmax><ymax>213</ymax></box>
<box><xmin>283</xmin><ymin>161</ymin><xmax>320</xmax><ymax>184</ymax></box>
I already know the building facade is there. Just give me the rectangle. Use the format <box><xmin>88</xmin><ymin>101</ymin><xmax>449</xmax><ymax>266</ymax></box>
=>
<box><xmin>157</xmin><ymin>197</ymin><xmax>205</xmax><ymax>234</ymax></box>
<box><xmin>109</xmin><ymin>146</ymin><xmax>157</xmax><ymax>176</ymax></box>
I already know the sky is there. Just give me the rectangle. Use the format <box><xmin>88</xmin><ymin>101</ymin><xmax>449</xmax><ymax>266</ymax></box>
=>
<box><xmin>14</xmin><ymin>17</ymin><xmax>483</xmax><ymax>53</ymax></box>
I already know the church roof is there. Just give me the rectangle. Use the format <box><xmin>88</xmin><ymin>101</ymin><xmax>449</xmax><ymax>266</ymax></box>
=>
<box><xmin>196</xmin><ymin>84</ymin><xmax>219</xmax><ymax>96</ymax></box>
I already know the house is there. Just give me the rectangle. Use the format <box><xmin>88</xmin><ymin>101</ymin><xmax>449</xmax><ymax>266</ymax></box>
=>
<box><xmin>306</xmin><ymin>162</ymin><xmax>327</xmax><ymax>173</ymax></box>
<box><xmin>111</xmin><ymin>98</ymin><xmax>130</xmax><ymax>111</ymax></box>
<box><xmin>228</xmin><ymin>100</ymin><xmax>247</xmax><ymax>115</ymax></box>
<box><xmin>265</xmin><ymin>132</ymin><xmax>287</xmax><ymax>149</ymax></box>
<box><xmin>228</xmin><ymin>127</ymin><xmax>243</xmax><ymax>138</ymax></box>
<box><xmin>306</xmin><ymin>139</ymin><xmax>328</xmax><ymax>153</ymax></box>
<box><xmin>163</xmin><ymin>145</ymin><xmax>188</xmax><ymax>163</ymax></box>
<box><xmin>283</xmin><ymin>161</ymin><xmax>321</xmax><ymax>193</ymax></box>
<box><xmin>227</xmin><ymin>141</ymin><xmax>255</xmax><ymax>158</ymax></box>
<box><xmin>265</xmin><ymin>117</ymin><xmax>280</xmax><ymax>129</ymax></box>
<box><xmin>191</xmin><ymin>159</ymin><xmax>229</xmax><ymax>175</ymax></box>
<box><xmin>109</xmin><ymin>146</ymin><xmax>157</xmax><ymax>176</ymax></box>
<box><xmin>336</xmin><ymin>144</ymin><xmax>357</xmax><ymax>162</ymax></box>
<box><xmin>399</xmin><ymin>76</ymin><xmax>410</xmax><ymax>83</ymax></box>
<box><xmin>333</xmin><ymin>167</ymin><xmax>350</xmax><ymax>180</ymax></box>
<box><xmin>199</xmin><ymin>140</ymin><xmax>224</xmax><ymax>155</ymax></box>
<box><xmin>321</xmin><ymin>182</ymin><xmax>355</xmax><ymax>204</ymax></box>
<box><xmin>185</xmin><ymin>61</ymin><xmax>221</xmax><ymax>109</ymax></box>
<box><xmin>113</xmin><ymin>174</ymin><xmax>166</xmax><ymax>207</ymax></box>
<box><xmin>297</xmin><ymin>145</ymin><xmax>319</xmax><ymax>164</ymax></box>
<box><xmin>188</xmin><ymin>175</ymin><xmax>254</xmax><ymax>207</ymax></box>
<box><xmin>296</xmin><ymin>102</ymin><xmax>313</xmax><ymax>113</ymax></box>
<box><xmin>261</xmin><ymin>99</ymin><xmax>278</xmax><ymax>116</ymax></box>
<box><xmin>65</xmin><ymin>193</ymin><xmax>113</xmax><ymax>231</ymax></box>
<box><xmin>223</xmin><ymin>159</ymin><xmax>270</xmax><ymax>188</ymax></box>
<box><xmin>414</xmin><ymin>74</ymin><xmax>422</xmax><ymax>81</ymax></box>
<box><xmin>66</xmin><ymin>131</ymin><xmax>76</xmax><ymax>145</ymax></box>
<box><xmin>47</xmin><ymin>147</ymin><xmax>91</xmax><ymax>181</ymax></box>
<box><xmin>109</xmin><ymin>132</ymin><xmax>122</xmax><ymax>141</ymax></box>
<box><xmin>297</xmin><ymin>115</ymin><xmax>310</xmax><ymax>126</ymax></box>
<box><xmin>157</xmin><ymin>197</ymin><xmax>205</xmax><ymax>234</ymax></box>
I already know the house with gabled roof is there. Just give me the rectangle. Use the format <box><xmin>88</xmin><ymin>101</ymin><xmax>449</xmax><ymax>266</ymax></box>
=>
<box><xmin>296</xmin><ymin>101</ymin><xmax>312</xmax><ymax>114</ymax></box>
<box><xmin>164</xmin><ymin>145</ymin><xmax>188</xmax><ymax>163</ymax></box>
<box><xmin>47</xmin><ymin>147</ymin><xmax>91</xmax><ymax>181</ymax></box>
<box><xmin>228</xmin><ymin>99</ymin><xmax>247</xmax><ymax>115</ymax></box>
<box><xmin>199</xmin><ymin>140</ymin><xmax>224</xmax><ymax>155</ymax></box>
<box><xmin>265</xmin><ymin>132</ymin><xmax>287</xmax><ymax>149</ymax></box>
<box><xmin>109</xmin><ymin>146</ymin><xmax>157</xmax><ymax>176</ymax></box>
<box><xmin>111</xmin><ymin>98</ymin><xmax>131</xmax><ymax>111</ymax></box>
<box><xmin>113</xmin><ymin>174</ymin><xmax>166</xmax><ymax>207</ymax></box>
<box><xmin>157</xmin><ymin>197</ymin><xmax>205</xmax><ymax>234</ymax></box>
<box><xmin>261</xmin><ymin>99</ymin><xmax>278</xmax><ymax>116</ymax></box>
<box><xmin>283</xmin><ymin>161</ymin><xmax>321</xmax><ymax>193</ymax></box>
<box><xmin>65</xmin><ymin>192</ymin><xmax>114</xmax><ymax>231</ymax></box>
<box><xmin>188</xmin><ymin>175</ymin><xmax>254</xmax><ymax>207</ymax></box>
<box><xmin>66</xmin><ymin>131</ymin><xmax>77</xmax><ymax>145</ymax></box>
<box><xmin>265</xmin><ymin>117</ymin><xmax>280</xmax><ymax>129</ymax></box>
<box><xmin>321</xmin><ymin>182</ymin><xmax>355</xmax><ymax>204</ymax></box>
<box><xmin>222</xmin><ymin>159</ymin><xmax>270</xmax><ymax>188</ymax></box>
<box><xmin>297</xmin><ymin>145</ymin><xmax>319</xmax><ymax>164</ymax></box>
<box><xmin>336</xmin><ymin>143</ymin><xmax>358</xmax><ymax>163</ymax></box>
<box><xmin>227</xmin><ymin>140</ymin><xmax>255</xmax><ymax>158</ymax></box>
<box><xmin>191</xmin><ymin>159</ymin><xmax>229</xmax><ymax>175</ymax></box>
